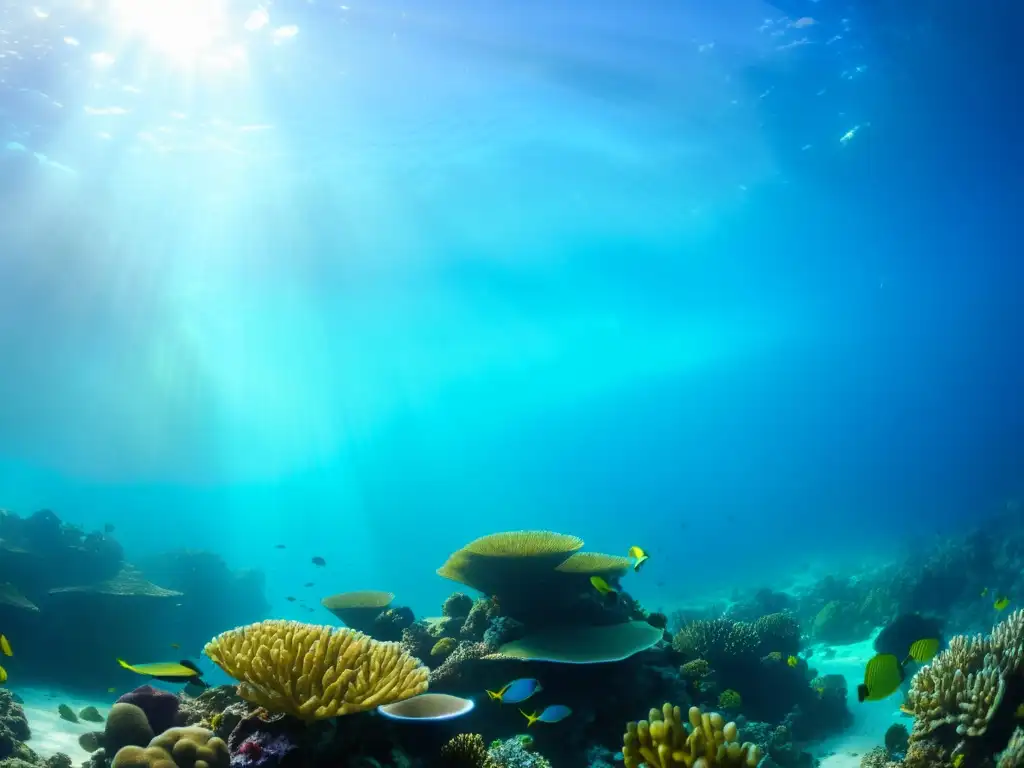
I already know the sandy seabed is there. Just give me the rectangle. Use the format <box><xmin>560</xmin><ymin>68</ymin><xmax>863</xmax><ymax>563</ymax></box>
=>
<box><xmin>16</xmin><ymin>687</ymin><xmax>112</xmax><ymax>763</ymax></box>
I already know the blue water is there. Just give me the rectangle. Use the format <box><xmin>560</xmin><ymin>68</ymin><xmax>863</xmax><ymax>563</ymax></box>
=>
<box><xmin>0</xmin><ymin>0</ymin><xmax>1020</xmax><ymax>624</ymax></box>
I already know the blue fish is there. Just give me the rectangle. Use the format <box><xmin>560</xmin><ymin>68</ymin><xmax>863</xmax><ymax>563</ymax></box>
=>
<box><xmin>486</xmin><ymin>678</ymin><xmax>542</xmax><ymax>704</ymax></box>
<box><xmin>521</xmin><ymin>704</ymin><xmax>572</xmax><ymax>726</ymax></box>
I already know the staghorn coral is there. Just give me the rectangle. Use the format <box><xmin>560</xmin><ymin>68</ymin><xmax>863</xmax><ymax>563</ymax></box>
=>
<box><xmin>906</xmin><ymin>610</ymin><xmax>1024</xmax><ymax>743</ymax></box>
<box><xmin>203</xmin><ymin>620</ymin><xmax>429</xmax><ymax>720</ymax></box>
<box><xmin>997</xmin><ymin>727</ymin><xmax>1024</xmax><ymax>767</ymax></box>
<box><xmin>439</xmin><ymin>734</ymin><xmax>489</xmax><ymax>768</ymax></box>
<box><xmin>623</xmin><ymin>703</ymin><xmax>762</xmax><ymax>768</ymax></box>
<box><xmin>753</xmin><ymin>613</ymin><xmax>801</xmax><ymax>657</ymax></box>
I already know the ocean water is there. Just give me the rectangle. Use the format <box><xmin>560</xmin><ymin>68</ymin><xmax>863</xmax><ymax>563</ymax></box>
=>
<box><xmin>0</xmin><ymin>0</ymin><xmax>1020</xmax><ymax>692</ymax></box>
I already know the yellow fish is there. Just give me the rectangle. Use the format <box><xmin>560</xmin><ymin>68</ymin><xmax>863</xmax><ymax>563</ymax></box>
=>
<box><xmin>117</xmin><ymin>658</ymin><xmax>204</xmax><ymax>682</ymax></box>
<box><xmin>995</xmin><ymin>597</ymin><xmax>1011</xmax><ymax>611</ymax></box>
<box><xmin>0</xmin><ymin>665</ymin><xmax>6</xmax><ymax>683</ymax></box>
<box><xmin>787</xmin><ymin>655</ymin><xmax>799</xmax><ymax>668</ymax></box>
<box><xmin>1015</xmin><ymin>703</ymin><xmax>1024</xmax><ymax>719</ymax></box>
<box><xmin>627</xmin><ymin>546</ymin><xmax>649</xmax><ymax>572</ymax></box>
<box><xmin>0</xmin><ymin>635</ymin><xmax>11</xmax><ymax>657</ymax></box>
<box><xmin>107</xmin><ymin>687</ymin><xmax>116</xmax><ymax>694</ymax></box>
<box><xmin>903</xmin><ymin>638</ymin><xmax>939</xmax><ymax>665</ymax></box>
<box><xmin>857</xmin><ymin>654</ymin><xmax>905</xmax><ymax>702</ymax></box>
<box><xmin>590</xmin><ymin>576</ymin><xmax>618</xmax><ymax>602</ymax></box>
<box><xmin>953</xmin><ymin>754</ymin><xmax>964</xmax><ymax>768</ymax></box>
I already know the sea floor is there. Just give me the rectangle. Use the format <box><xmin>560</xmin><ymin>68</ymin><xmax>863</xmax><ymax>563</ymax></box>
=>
<box><xmin>16</xmin><ymin>686</ymin><xmax>112</xmax><ymax>763</ymax></box>
<box><xmin>808</xmin><ymin>637</ymin><xmax>906</xmax><ymax>768</ymax></box>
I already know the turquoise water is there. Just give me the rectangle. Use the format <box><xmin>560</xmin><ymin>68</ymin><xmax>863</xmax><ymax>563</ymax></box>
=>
<box><xmin>0</xmin><ymin>0</ymin><xmax>1019</xmax><ymax>626</ymax></box>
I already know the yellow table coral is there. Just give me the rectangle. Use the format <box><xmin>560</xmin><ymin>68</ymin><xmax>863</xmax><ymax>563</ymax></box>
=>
<box><xmin>623</xmin><ymin>703</ymin><xmax>761</xmax><ymax>768</ymax></box>
<box><xmin>204</xmin><ymin>619</ymin><xmax>429</xmax><ymax>720</ymax></box>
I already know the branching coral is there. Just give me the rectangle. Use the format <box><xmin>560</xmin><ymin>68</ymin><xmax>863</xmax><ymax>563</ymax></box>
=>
<box><xmin>203</xmin><ymin>620</ymin><xmax>428</xmax><ymax>720</ymax></box>
<box><xmin>440</xmin><ymin>734</ymin><xmax>490</xmax><ymax>768</ymax></box>
<box><xmin>671</xmin><ymin>620</ymin><xmax>759</xmax><ymax>666</ymax></box>
<box><xmin>622</xmin><ymin>703</ymin><xmax>761</xmax><ymax>768</ymax></box>
<box><xmin>906</xmin><ymin>610</ymin><xmax>1024</xmax><ymax>740</ymax></box>
<box><xmin>752</xmin><ymin>613</ymin><xmax>801</xmax><ymax>657</ymax></box>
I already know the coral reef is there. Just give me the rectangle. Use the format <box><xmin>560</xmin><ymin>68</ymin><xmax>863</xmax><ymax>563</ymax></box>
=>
<box><xmin>623</xmin><ymin>703</ymin><xmax>762</xmax><ymax>767</ymax></box>
<box><xmin>110</xmin><ymin>727</ymin><xmax>229</xmax><ymax>768</ymax></box>
<box><xmin>117</xmin><ymin>687</ymin><xmax>182</xmax><ymax>735</ymax></box>
<box><xmin>204</xmin><ymin>620</ymin><xmax>429</xmax><ymax>719</ymax></box>
<box><xmin>0</xmin><ymin>689</ymin><xmax>32</xmax><ymax>759</ymax></box>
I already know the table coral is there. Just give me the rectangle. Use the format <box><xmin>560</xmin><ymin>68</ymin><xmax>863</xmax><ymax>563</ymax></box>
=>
<box><xmin>204</xmin><ymin>620</ymin><xmax>429</xmax><ymax>720</ymax></box>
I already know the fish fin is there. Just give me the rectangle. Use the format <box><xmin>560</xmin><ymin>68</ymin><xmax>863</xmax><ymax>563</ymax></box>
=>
<box><xmin>485</xmin><ymin>690</ymin><xmax>501</xmax><ymax>702</ymax></box>
<box><xmin>179</xmin><ymin>660</ymin><xmax>202</xmax><ymax>674</ymax></box>
<box><xmin>901</xmin><ymin>654</ymin><xmax>912</xmax><ymax>667</ymax></box>
<box><xmin>116</xmin><ymin>659</ymin><xmax>133</xmax><ymax>672</ymax></box>
<box><xmin>857</xmin><ymin>684</ymin><xmax>869</xmax><ymax>703</ymax></box>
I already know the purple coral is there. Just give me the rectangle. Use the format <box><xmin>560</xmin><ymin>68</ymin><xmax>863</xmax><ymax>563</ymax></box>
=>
<box><xmin>230</xmin><ymin>734</ymin><xmax>296</xmax><ymax>768</ymax></box>
<box><xmin>116</xmin><ymin>685</ymin><xmax>180</xmax><ymax>735</ymax></box>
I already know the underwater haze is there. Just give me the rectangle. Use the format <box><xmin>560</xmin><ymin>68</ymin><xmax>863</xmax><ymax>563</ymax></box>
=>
<box><xmin>0</xmin><ymin>0</ymin><xmax>1020</xmax><ymax>619</ymax></box>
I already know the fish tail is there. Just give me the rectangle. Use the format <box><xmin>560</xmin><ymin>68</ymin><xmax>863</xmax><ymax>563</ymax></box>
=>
<box><xmin>116</xmin><ymin>658</ymin><xmax>132</xmax><ymax>671</ymax></box>
<box><xmin>856</xmin><ymin>684</ymin><xmax>869</xmax><ymax>703</ymax></box>
<box><xmin>486</xmin><ymin>690</ymin><xmax>501</xmax><ymax>702</ymax></box>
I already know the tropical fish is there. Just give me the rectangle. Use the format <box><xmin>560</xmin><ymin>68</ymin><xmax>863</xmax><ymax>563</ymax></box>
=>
<box><xmin>903</xmin><ymin>638</ymin><xmax>939</xmax><ymax>665</ymax></box>
<box><xmin>995</xmin><ymin>597</ymin><xmax>1011</xmax><ymax>611</ymax></box>
<box><xmin>117</xmin><ymin>658</ymin><xmax>209</xmax><ymax>688</ymax></box>
<box><xmin>312</xmin><ymin>556</ymin><xmax>326</xmax><ymax>567</ymax></box>
<box><xmin>274</xmin><ymin>544</ymin><xmax>286</xmax><ymax>549</ymax></box>
<box><xmin>590</xmin><ymin>576</ymin><xmax>618</xmax><ymax>602</ymax></box>
<box><xmin>107</xmin><ymin>688</ymin><xmax>116</xmax><ymax>694</ymax></box>
<box><xmin>0</xmin><ymin>665</ymin><xmax>6</xmax><ymax>683</ymax></box>
<box><xmin>874</xmin><ymin>614</ymin><xmax>943</xmax><ymax>661</ymax></box>
<box><xmin>104</xmin><ymin>523</ymin><xmax>115</xmax><ymax>533</ymax></box>
<box><xmin>627</xmin><ymin>546</ymin><xmax>649</xmax><ymax>572</ymax></box>
<box><xmin>1015</xmin><ymin>703</ymin><xmax>1024</xmax><ymax>719</ymax></box>
<box><xmin>169</xmin><ymin>643</ymin><xmax>180</xmax><ymax>650</ymax></box>
<box><xmin>0</xmin><ymin>635</ymin><xmax>12</xmax><ymax>657</ymax></box>
<box><xmin>953</xmin><ymin>755</ymin><xmax>964</xmax><ymax>768</ymax></box>
<box><xmin>857</xmin><ymin>654</ymin><xmax>905</xmax><ymax>702</ymax></box>
<box><xmin>58</xmin><ymin>704</ymin><xmax>78</xmax><ymax>723</ymax></box>
<box><xmin>521</xmin><ymin>705</ymin><xmax>572</xmax><ymax>726</ymax></box>
<box><xmin>981</xmin><ymin>587</ymin><xmax>989</xmax><ymax>597</ymax></box>
<box><xmin>786</xmin><ymin>655</ymin><xmax>799</xmax><ymax>668</ymax></box>
<box><xmin>304</xmin><ymin>582</ymin><xmax>315</xmax><ymax>587</ymax></box>
<box><xmin>286</xmin><ymin>596</ymin><xmax>297</xmax><ymax>602</ymax></box>
<box><xmin>485</xmin><ymin>678</ymin><xmax>542</xmax><ymax>704</ymax></box>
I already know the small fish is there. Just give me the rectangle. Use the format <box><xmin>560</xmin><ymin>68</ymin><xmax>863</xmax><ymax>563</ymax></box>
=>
<box><xmin>981</xmin><ymin>587</ymin><xmax>989</xmax><ymax>597</ymax></box>
<box><xmin>170</xmin><ymin>643</ymin><xmax>180</xmax><ymax>650</ymax></box>
<box><xmin>58</xmin><ymin>704</ymin><xmax>78</xmax><ymax>723</ymax></box>
<box><xmin>1015</xmin><ymin>703</ymin><xmax>1024</xmax><ymax>718</ymax></box>
<box><xmin>995</xmin><ymin>597</ymin><xmax>1011</xmax><ymax>611</ymax></box>
<box><xmin>304</xmin><ymin>582</ymin><xmax>314</xmax><ymax>587</ymax></box>
<box><xmin>286</xmin><ymin>596</ymin><xmax>297</xmax><ymax>602</ymax></box>
<box><xmin>311</xmin><ymin>556</ymin><xmax>326</xmax><ymax>567</ymax></box>
<box><xmin>902</xmin><ymin>638</ymin><xmax>939</xmax><ymax>665</ymax></box>
<box><xmin>627</xmin><ymin>546</ymin><xmax>649</xmax><ymax>572</ymax></box>
<box><xmin>590</xmin><ymin>575</ymin><xmax>618</xmax><ymax>602</ymax></box>
<box><xmin>117</xmin><ymin>658</ymin><xmax>209</xmax><ymax>688</ymax></box>
<box><xmin>0</xmin><ymin>635</ymin><xmax>12</xmax><ymax>657</ymax></box>
<box><xmin>274</xmin><ymin>544</ymin><xmax>286</xmax><ymax>549</ymax></box>
<box><xmin>857</xmin><ymin>653</ymin><xmax>905</xmax><ymax>702</ymax></box>
<box><xmin>787</xmin><ymin>655</ymin><xmax>799</xmax><ymax>668</ymax></box>
<box><xmin>0</xmin><ymin>665</ymin><xmax>6</xmax><ymax>683</ymax></box>
<box><xmin>486</xmin><ymin>678</ymin><xmax>542</xmax><ymax>704</ymax></box>
<box><xmin>107</xmin><ymin>688</ymin><xmax>116</xmax><ymax>694</ymax></box>
<box><xmin>953</xmin><ymin>755</ymin><xmax>964</xmax><ymax>768</ymax></box>
<box><xmin>899</xmin><ymin>705</ymin><xmax>915</xmax><ymax>717</ymax></box>
<box><xmin>521</xmin><ymin>705</ymin><xmax>572</xmax><ymax>726</ymax></box>
<box><xmin>104</xmin><ymin>523</ymin><xmax>115</xmax><ymax>533</ymax></box>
